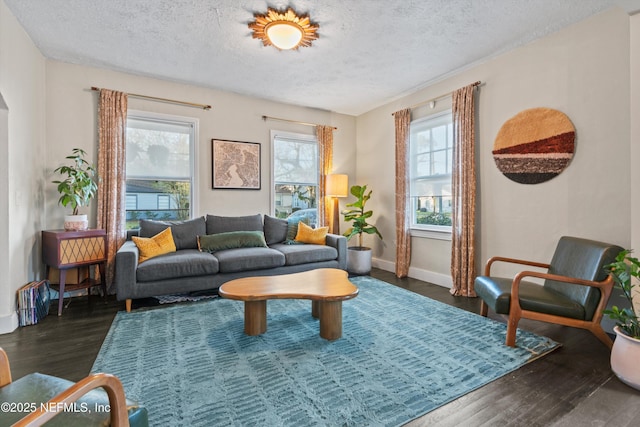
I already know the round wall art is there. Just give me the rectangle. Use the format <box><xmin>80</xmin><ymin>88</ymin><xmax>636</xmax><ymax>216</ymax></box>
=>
<box><xmin>492</xmin><ymin>107</ymin><xmax>575</xmax><ymax>184</ymax></box>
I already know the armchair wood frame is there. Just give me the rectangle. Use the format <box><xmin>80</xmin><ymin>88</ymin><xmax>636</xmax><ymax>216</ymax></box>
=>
<box><xmin>0</xmin><ymin>347</ymin><xmax>130</xmax><ymax>427</ymax></box>
<box><xmin>480</xmin><ymin>256</ymin><xmax>615</xmax><ymax>349</ymax></box>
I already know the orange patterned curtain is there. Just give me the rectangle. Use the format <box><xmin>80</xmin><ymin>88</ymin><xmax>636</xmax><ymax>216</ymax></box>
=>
<box><xmin>97</xmin><ymin>89</ymin><xmax>128</xmax><ymax>291</ymax></box>
<box><xmin>394</xmin><ymin>108</ymin><xmax>411</xmax><ymax>278</ymax></box>
<box><xmin>450</xmin><ymin>84</ymin><xmax>477</xmax><ymax>297</ymax></box>
<box><xmin>316</xmin><ymin>125</ymin><xmax>334</xmax><ymax>228</ymax></box>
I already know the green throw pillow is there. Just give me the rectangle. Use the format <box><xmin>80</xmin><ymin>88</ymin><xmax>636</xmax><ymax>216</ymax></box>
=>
<box><xmin>198</xmin><ymin>231</ymin><xmax>267</xmax><ymax>253</ymax></box>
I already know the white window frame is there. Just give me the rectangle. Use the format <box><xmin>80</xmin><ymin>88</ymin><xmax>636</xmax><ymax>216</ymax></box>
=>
<box><xmin>409</xmin><ymin>110</ymin><xmax>453</xmax><ymax>241</ymax></box>
<box><xmin>126</xmin><ymin>109</ymin><xmax>199</xmax><ymax>219</ymax></box>
<box><xmin>270</xmin><ymin>130</ymin><xmax>318</xmax><ymax>218</ymax></box>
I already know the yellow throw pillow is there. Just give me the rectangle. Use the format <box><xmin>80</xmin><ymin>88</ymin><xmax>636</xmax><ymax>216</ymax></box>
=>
<box><xmin>294</xmin><ymin>221</ymin><xmax>328</xmax><ymax>245</ymax></box>
<box><xmin>132</xmin><ymin>227</ymin><xmax>177</xmax><ymax>263</ymax></box>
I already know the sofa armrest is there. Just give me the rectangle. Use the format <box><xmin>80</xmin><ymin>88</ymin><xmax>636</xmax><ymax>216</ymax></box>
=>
<box><xmin>126</xmin><ymin>229</ymin><xmax>140</xmax><ymax>241</ymax></box>
<box><xmin>114</xmin><ymin>241</ymin><xmax>139</xmax><ymax>301</ymax></box>
<box><xmin>325</xmin><ymin>234</ymin><xmax>347</xmax><ymax>270</ymax></box>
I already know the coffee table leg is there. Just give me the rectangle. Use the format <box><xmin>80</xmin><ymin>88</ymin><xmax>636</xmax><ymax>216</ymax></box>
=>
<box><xmin>319</xmin><ymin>300</ymin><xmax>342</xmax><ymax>340</ymax></box>
<box><xmin>311</xmin><ymin>300</ymin><xmax>320</xmax><ymax>318</ymax></box>
<box><xmin>244</xmin><ymin>300</ymin><xmax>267</xmax><ymax>335</ymax></box>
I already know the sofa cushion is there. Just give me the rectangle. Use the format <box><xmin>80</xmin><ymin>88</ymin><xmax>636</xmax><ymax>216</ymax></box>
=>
<box><xmin>215</xmin><ymin>247</ymin><xmax>285</xmax><ymax>273</ymax></box>
<box><xmin>139</xmin><ymin>217</ymin><xmax>206</xmax><ymax>250</ymax></box>
<box><xmin>206</xmin><ymin>214</ymin><xmax>263</xmax><ymax>235</ymax></box>
<box><xmin>136</xmin><ymin>249</ymin><xmax>219</xmax><ymax>282</ymax></box>
<box><xmin>270</xmin><ymin>243</ymin><xmax>338</xmax><ymax>266</ymax></box>
<box><xmin>295</xmin><ymin>222</ymin><xmax>328</xmax><ymax>245</ymax></box>
<box><xmin>198</xmin><ymin>231</ymin><xmax>267</xmax><ymax>252</ymax></box>
<box><xmin>132</xmin><ymin>228</ymin><xmax>177</xmax><ymax>263</ymax></box>
<box><xmin>264</xmin><ymin>215</ymin><xmax>288</xmax><ymax>245</ymax></box>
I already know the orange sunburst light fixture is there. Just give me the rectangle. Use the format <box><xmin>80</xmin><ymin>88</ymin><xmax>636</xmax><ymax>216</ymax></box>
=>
<box><xmin>249</xmin><ymin>7</ymin><xmax>319</xmax><ymax>50</ymax></box>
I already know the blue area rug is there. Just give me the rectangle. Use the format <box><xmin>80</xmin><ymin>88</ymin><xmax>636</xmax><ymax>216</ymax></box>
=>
<box><xmin>92</xmin><ymin>276</ymin><xmax>560</xmax><ymax>426</ymax></box>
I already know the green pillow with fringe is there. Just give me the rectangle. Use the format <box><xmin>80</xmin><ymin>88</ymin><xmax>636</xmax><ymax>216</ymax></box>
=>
<box><xmin>198</xmin><ymin>231</ymin><xmax>267</xmax><ymax>252</ymax></box>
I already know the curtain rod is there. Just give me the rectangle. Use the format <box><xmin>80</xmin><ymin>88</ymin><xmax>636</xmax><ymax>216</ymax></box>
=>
<box><xmin>262</xmin><ymin>115</ymin><xmax>337</xmax><ymax>130</ymax></box>
<box><xmin>392</xmin><ymin>80</ymin><xmax>482</xmax><ymax>115</ymax></box>
<box><xmin>90</xmin><ymin>87</ymin><xmax>212</xmax><ymax>110</ymax></box>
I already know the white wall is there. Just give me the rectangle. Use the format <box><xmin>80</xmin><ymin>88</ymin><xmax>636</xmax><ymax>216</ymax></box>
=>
<box><xmin>630</xmin><ymin>12</ymin><xmax>640</xmax><ymax>310</ymax></box>
<box><xmin>0</xmin><ymin>0</ymin><xmax>47</xmax><ymax>333</ymax></box>
<box><xmin>631</xmin><ymin>11</ymin><xmax>640</xmax><ymax>249</ymax></box>
<box><xmin>44</xmin><ymin>62</ymin><xmax>357</xmax><ymax>228</ymax></box>
<box><xmin>357</xmin><ymin>8</ymin><xmax>632</xmax><ymax>285</ymax></box>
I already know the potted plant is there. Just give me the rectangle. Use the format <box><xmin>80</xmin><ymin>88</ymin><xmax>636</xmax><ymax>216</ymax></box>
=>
<box><xmin>342</xmin><ymin>184</ymin><xmax>382</xmax><ymax>274</ymax></box>
<box><xmin>52</xmin><ymin>148</ymin><xmax>98</xmax><ymax>231</ymax></box>
<box><xmin>604</xmin><ymin>249</ymin><xmax>640</xmax><ymax>390</ymax></box>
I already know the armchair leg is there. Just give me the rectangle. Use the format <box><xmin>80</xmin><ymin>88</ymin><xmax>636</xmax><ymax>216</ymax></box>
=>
<box><xmin>125</xmin><ymin>299</ymin><xmax>132</xmax><ymax>313</ymax></box>
<box><xmin>505</xmin><ymin>314</ymin><xmax>520</xmax><ymax>347</ymax></box>
<box><xmin>480</xmin><ymin>300</ymin><xmax>488</xmax><ymax>317</ymax></box>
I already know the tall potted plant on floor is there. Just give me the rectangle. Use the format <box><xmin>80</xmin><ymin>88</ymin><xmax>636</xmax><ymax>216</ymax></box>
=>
<box><xmin>52</xmin><ymin>148</ymin><xmax>98</xmax><ymax>231</ymax></box>
<box><xmin>342</xmin><ymin>184</ymin><xmax>382</xmax><ymax>275</ymax></box>
<box><xmin>604</xmin><ymin>249</ymin><xmax>640</xmax><ymax>390</ymax></box>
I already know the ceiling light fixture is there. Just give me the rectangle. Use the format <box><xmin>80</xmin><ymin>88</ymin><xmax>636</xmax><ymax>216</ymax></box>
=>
<box><xmin>249</xmin><ymin>7</ymin><xmax>319</xmax><ymax>51</ymax></box>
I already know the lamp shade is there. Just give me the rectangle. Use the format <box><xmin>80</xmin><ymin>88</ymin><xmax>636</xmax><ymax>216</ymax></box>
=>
<box><xmin>326</xmin><ymin>174</ymin><xmax>348</xmax><ymax>197</ymax></box>
<box><xmin>266</xmin><ymin>22</ymin><xmax>304</xmax><ymax>50</ymax></box>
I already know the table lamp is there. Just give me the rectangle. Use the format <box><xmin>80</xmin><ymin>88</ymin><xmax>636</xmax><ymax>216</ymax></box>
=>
<box><xmin>325</xmin><ymin>174</ymin><xmax>348</xmax><ymax>234</ymax></box>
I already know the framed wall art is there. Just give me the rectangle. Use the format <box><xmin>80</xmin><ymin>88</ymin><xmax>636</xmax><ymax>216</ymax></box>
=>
<box><xmin>212</xmin><ymin>139</ymin><xmax>261</xmax><ymax>190</ymax></box>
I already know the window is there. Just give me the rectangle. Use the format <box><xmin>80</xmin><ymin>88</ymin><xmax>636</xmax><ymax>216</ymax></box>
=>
<box><xmin>125</xmin><ymin>112</ymin><xmax>197</xmax><ymax>229</ymax></box>
<box><xmin>157</xmin><ymin>195</ymin><xmax>170</xmax><ymax>210</ymax></box>
<box><xmin>410</xmin><ymin>110</ymin><xmax>454</xmax><ymax>235</ymax></box>
<box><xmin>126</xmin><ymin>194</ymin><xmax>138</xmax><ymax>211</ymax></box>
<box><xmin>271</xmin><ymin>131</ymin><xmax>318</xmax><ymax>225</ymax></box>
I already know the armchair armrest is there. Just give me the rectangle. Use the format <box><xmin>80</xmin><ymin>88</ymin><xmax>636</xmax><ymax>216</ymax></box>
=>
<box><xmin>0</xmin><ymin>348</ymin><xmax>11</xmax><ymax>387</ymax></box>
<box><xmin>509</xmin><ymin>269</ymin><xmax>615</xmax><ymax>316</ymax></box>
<box><xmin>325</xmin><ymin>233</ymin><xmax>347</xmax><ymax>270</ymax></box>
<box><xmin>114</xmin><ymin>241</ymin><xmax>139</xmax><ymax>301</ymax></box>
<box><xmin>484</xmin><ymin>256</ymin><xmax>550</xmax><ymax>276</ymax></box>
<box><xmin>14</xmin><ymin>373</ymin><xmax>130</xmax><ymax>427</ymax></box>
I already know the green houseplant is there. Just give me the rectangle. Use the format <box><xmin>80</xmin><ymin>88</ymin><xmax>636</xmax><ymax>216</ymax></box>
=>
<box><xmin>342</xmin><ymin>184</ymin><xmax>382</xmax><ymax>274</ymax></box>
<box><xmin>52</xmin><ymin>148</ymin><xmax>98</xmax><ymax>230</ymax></box>
<box><xmin>604</xmin><ymin>249</ymin><xmax>640</xmax><ymax>338</ymax></box>
<box><xmin>603</xmin><ymin>249</ymin><xmax>640</xmax><ymax>390</ymax></box>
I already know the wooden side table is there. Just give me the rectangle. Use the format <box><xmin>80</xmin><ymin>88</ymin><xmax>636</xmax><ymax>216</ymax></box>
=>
<box><xmin>42</xmin><ymin>229</ymin><xmax>107</xmax><ymax>316</ymax></box>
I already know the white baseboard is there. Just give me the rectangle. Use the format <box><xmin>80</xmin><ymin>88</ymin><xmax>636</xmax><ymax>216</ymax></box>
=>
<box><xmin>372</xmin><ymin>257</ymin><xmax>452</xmax><ymax>289</ymax></box>
<box><xmin>0</xmin><ymin>312</ymin><xmax>18</xmax><ymax>335</ymax></box>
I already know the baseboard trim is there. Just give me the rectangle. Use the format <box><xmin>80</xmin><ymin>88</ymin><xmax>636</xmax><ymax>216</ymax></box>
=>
<box><xmin>0</xmin><ymin>311</ymin><xmax>19</xmax><ymax>335</ymax></box>
<box><xmin>372</xmin><ymin>257</ymin><xmax>452</xmax><ymax>289</ymax></box>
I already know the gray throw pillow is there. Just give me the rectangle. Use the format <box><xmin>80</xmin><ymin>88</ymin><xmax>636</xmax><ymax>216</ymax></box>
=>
<box><xmin>285</xmin><ymin>217</ymin><xmax>309</xmax><ymax>244</ymax></box>
<box><xmin>206</xmin><ymin>214</ymin><xmax>263</xmax><ymax>235</ymax></box>
<box><xmin>198</xmin><ymin>231</ymin><xmax>267</xmax><ymax>253</ymax></box>
<box><xmin>264</xmin><ymin>215</ymin><xmax>288</xmax><ymax>245</ymax></box>
<box><xmin>139</xmin><ymin>217</ymin><xmax>206</xmax><ymax>250</ymax></box>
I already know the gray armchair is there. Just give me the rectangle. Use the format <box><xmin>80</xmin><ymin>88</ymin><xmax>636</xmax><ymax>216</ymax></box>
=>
<box><xmin>475</xmin><ymin>236</ymin><xmax>623</xmax><ymax>347</ymax></box>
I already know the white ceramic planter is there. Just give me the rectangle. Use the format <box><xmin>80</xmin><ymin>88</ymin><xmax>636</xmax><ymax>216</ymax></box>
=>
<box><xmin>347</xmin><ymin>247</ymin><xmax>372</xmax><ymax>275</ymax></box>
<box><xmin>611</xmin><ymin>326</ymin><xmax>640</xmax><ymax>391</ymax></box>
<box><xmin>64</xmin><ymin>214</ymin><xmax>88</xmax><ymax>231</ymax></box>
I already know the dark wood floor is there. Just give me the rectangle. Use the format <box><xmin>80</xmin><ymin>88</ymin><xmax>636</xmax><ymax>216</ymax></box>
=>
<box><xmin>1</xmin><ymin>268</ymin><xmax>639</xmax><ymax>426</ymax></box>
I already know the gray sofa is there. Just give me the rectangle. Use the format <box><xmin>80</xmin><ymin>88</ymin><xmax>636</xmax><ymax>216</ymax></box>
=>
<box><xmin>114</xmin><ymin>214</ymin><xmax>347</xmax><ymax>311</ymax></box>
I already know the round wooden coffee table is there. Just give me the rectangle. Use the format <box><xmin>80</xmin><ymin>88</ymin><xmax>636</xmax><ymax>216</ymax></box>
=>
<box><xmin>218</xmin><ymin>268</ymin><xmax>358</xmax><ymax>340</ymax></box>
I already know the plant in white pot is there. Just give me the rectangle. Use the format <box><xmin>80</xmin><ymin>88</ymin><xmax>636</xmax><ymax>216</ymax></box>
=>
<box><xmin>342</xmin><ymin>184</ymin><xmax>382</xmax><ymax>275</ymax></box>
<box><xmin>52</xmin><ymin>148</ymin><xmax>98</xmax><ymax>231</ymax></box>
<box><xmin>604</xmin><ymin>249</ymin><xmax>640</xmax><ymax>390</ymax></box>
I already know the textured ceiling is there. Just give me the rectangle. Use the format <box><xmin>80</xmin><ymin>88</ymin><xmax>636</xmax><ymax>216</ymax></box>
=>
<box><xmin>5</xmin><ymin>0</ymin><xmax>640</xmax><ymax>115</ymax></box>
